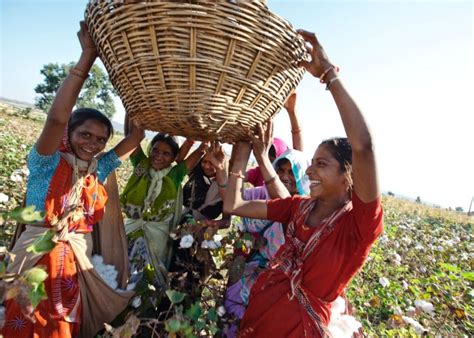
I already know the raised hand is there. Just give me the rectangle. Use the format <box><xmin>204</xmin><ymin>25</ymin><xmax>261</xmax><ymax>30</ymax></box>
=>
<box><xmin>297</xmin><ymin>29</ymin><xmax>334</xmax><ymax>79</ymax></box>
<box><xmin>207</xmin><ymin>141</ymin><xmax>226</xmax><ymax>170</ymax></box>
<box><xmin>250</xmin><ymin>120</ymin><xmax>273</xmax><ymax>164</ymax></box>
<box><xmin>284</xmin><ymin>91</ymin><xmax>297</xmax><ymax>113</ymax></box>
<box><xmin>77</xmin><ymin>21</ymin><xmax>98</xmax><ymax>57</ymax></box>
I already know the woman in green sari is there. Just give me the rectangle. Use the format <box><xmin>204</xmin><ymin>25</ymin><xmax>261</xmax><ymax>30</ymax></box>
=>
<box><xmin>120</xmin><ymin>119</ymin><xmax>206</xmax><ymax>290</ymax></box>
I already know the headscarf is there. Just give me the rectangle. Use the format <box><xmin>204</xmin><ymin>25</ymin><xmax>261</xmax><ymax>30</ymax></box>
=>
<box><xmin>273</xmin><ymin>149</ymin><xmax>310</xmax><ymax>196</ymax></box>
<box><xmin>271</xmin><ymin>137</ymin><xmax>289</xmax><ymax>158</ymax></box>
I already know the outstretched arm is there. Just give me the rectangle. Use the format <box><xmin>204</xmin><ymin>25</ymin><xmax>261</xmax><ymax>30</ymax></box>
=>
<box><xmin>206</xmin><ymin>141</ymin><xmax>228</xmax><ymax>199</ymax></box>
<box><xmin>298</xmin><ymin>29</ymin><xmax>380</xmax><ymax>203</ymax></box>
<box><xmin>284</xmin><ymin>92</ymin><xmax>304</xmax><ymax>151</ymax></box>
<box><xmin>223</xmin><ymin>142</ymin><xmax>267</xmax><ymax>219</ymax></box>
<box><xmin>36</xmin><ymin>21</ymin><xmax>97</xmax><ymax>155</ymax></box>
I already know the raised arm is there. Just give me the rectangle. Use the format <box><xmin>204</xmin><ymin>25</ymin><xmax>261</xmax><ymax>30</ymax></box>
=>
<box><xmin>206</xmin><ymin>141</ymin><xmax>228</xmax><ymax>199</ymax></box>
<box><xmin>36</xmin><ymin>21</ymin><xmax>97</xmax><ymax>155</ymax></box>
<box><xmin>284</xmin><ymin>92</ymin><xmax>304</xmax><ymax>151</ymax></box>
<box><xmin>183</xmin><ymin>141</ymin><xmax>207</xmax><ymax>171</ymax></box>
<box><xmin>176</xmin><ymin>138</ymin><xmax>195</xmax><ymax>163</ymax></box>
<box><xmin>113</xmin><ymin>116</ymin><xmax>145</xmax><ymax>161</ymax></box>
<box><xmin>250</xmin><ymin>121</ymin><xmax>291</xmax><ymax>199</ymax></box>
<box><xmin>223</xmin><ymin>142</ymin><xmax>267</xmax><ymax>219</ymax></box>
<box><xmin>298</xmin><ymin>30</ymin><xmax>380</xmax><ymax>203</ymax></box>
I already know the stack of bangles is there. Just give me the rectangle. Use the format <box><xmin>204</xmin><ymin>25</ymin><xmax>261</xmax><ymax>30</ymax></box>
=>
<box><xmin>319</xmin><ymin>65</ymin><xmax>340</xmax><ymax>91</ymax></box>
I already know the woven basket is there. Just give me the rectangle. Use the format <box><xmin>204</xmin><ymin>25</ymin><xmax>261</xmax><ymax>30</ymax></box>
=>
<box><xmin>85</xmin><ymin>0</ymin><xmax>306</xmax><ymax>142</ymax></box>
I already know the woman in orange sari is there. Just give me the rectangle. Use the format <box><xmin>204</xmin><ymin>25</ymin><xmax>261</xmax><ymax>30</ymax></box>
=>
<box><xmin>2</xmin><ymin>21</ymin><xmax>144</xmax><ymax>338</ymax></box>
<box><xmin>224</xmin><ymin>30</ymin><xmax>383</xmax><ymax>337</ymax></box>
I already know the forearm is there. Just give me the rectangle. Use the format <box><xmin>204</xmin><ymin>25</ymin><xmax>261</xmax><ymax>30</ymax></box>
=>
<box><xmin>176</xmin><ymin>139</ymin><xmax>195</xmax><ymax>163</ymax></box>
<box><xmin>48</xmin><ymin>50</ymin><xmax>96</xmax><ymax>124</ymax></box>
<box><xmin>257</xmin><ymin>156</ymin><xmax>290</xmax><ymax>199</ymax></box>
<box><xmin>287</xmin><ymin>110</ymin><xmax>303</xmax><ymax>151</ymax></box>
<box><xmin>215</xmin><ymin>165</ymin><xmax>228</xmax><ymax>199</ymax></box>
<box><xmin>328</xmin><ymin>71</ymin><xmax>372</xmax><ymax>152</ymax></box>
<box><xmin>183</xmin><ymin>145</ymin><xmax>205</xmax><ymax>171</ymax></box>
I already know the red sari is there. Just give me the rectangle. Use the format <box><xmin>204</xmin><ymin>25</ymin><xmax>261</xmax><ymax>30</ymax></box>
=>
<box><xmin>2</xmin><ymin>156</ymin><xmax>108</xmax><ymax>338</ymax></box>
<box><xmin>239</xmin><ymin>193</ymin><xmax>383</xmax><ymax>337</ymax></box>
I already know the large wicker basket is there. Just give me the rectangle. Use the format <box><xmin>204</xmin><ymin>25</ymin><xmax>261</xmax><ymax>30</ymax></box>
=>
<box><xmin>85</xmin><ymin>0</ymin><xmax>306</xmax><ymax>142</ymax></box>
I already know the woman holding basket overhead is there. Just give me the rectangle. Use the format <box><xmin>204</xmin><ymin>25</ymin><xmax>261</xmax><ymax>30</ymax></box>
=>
<box><xmin>2</xmin><ymin>21</ymin><xmax>144</xmax><ymax>338</ymax></box>
<box><xmin>224</xmin><ymin>30</ymin><xmax>383</xmax><ymax>337</ymax></box>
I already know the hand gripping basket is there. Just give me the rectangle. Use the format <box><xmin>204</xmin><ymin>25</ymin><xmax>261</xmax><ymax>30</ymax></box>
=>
<box><xmin>85</xmin><ymin>0</ymin><xmax>306</xmax><ymax>142</ymax></box>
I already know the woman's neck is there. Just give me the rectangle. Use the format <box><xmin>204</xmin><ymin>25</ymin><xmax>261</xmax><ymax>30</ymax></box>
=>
<box><xmin>308</xmin><ymin>194</ymin><xmax>350</xmax><ymax>226</ymax></box>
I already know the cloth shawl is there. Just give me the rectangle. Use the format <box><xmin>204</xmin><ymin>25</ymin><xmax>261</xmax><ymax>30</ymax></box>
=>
<box><xmin>8</xmin><ymin>156</ymin><xmax>132</xmax><ymax>337</ymax></box>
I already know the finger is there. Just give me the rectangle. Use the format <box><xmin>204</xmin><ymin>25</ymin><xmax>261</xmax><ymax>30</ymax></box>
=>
<box><xmin>297</xmin><ymin>29</ymin><xmax>319</xmax><ymax>46</ymax></box>
<box><xmin>257</xmin><ymin>123</ymin><xmax>265</xmax><ymax>141</ymax></box>
<box><xmin>297</xmin><ymin>60</ymin><xmax>311</xmax><ymax>70</ymax></box>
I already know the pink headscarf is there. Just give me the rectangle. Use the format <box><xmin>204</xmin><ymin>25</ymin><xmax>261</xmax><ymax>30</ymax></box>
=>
<box><xmin>271</xmin><ymin>137</ymin><xmax>289</xmax><ymax>158</ymax></box>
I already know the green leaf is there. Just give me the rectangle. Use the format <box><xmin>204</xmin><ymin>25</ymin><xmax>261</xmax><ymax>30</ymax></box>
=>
<box><xmin>207</xmin><ymin>308</ymin><xmax>218</xmax><ymax>322</ymax></box>
<box><xmin>461</xmin><ymin>271</ymin><xmax>474</xmax><ymax>281</ymax></box>
<box><xmin>22</xmin><ymin>267</ymin><xmax>48</xmax><ymax>285</ymax></box>
<box><xmin>209</xmin><ymin>324</ymin><xmax>219</xmax><ymax>335</ymax></box>
<box><xmin>28</xmin><ymin>282</ymin><xmax>47</xmax><ymax>308</ymax></box>
<box><xmin>166</xmin><ymin>289</ymin><xmax>186</xmax><ymax>304</ymax></box>
<box><xmin>0</xmin><ymin>261</ymin><xmax>7</xmax><ymax>275</ymax></box>
<box><xmin>185</xmin><ymin>302</ymin><xmax>202</xmax><ymax>322</ymax></box>
<box><xmin>8</xmin><ymin>205</ymin><xmax>45</xmax><ymax>223</ymax></box>
<box><xmin>165</xmin><ymin>318</ymin><xmax>181</xmax><ymax>333</ymax></box>
<box><xmin>26</xmin><ymin>230</ymin><xmax>55</xmax><ymax>254</ymax></box>
<box><xmin>440</xmin><ymin>263</ymin><xmax>461</xmax><ymax>273</ymax></box>
<box><xmin>195</xmin><ymin>320</ymin><xmax>206</xmax><ymax>331</ymax></box>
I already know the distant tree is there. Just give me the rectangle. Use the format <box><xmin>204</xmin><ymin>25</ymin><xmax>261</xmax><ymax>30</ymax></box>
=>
<box><xmin>455</xmin><ymin>207</ymin><xmax>463</xmax><ymax>212</ymax></box>
<box><xmin>387</xmin><ymin>191</ymin><xmax>395</xmax><ymax>196</ymax></box>
<box><xmin>34</xmin><ymin>62</ymin><xmax>116</xmax><ymax>118</ymax></box>
<box><xmin>415</xmin><ymin>196</ymin><xmax>421</xmax><ymax>203</ymax></box>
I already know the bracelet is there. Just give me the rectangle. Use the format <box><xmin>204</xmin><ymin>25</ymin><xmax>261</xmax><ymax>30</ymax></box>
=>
<box><xmin>319</xmin><ymin>65</ymin><xmax>340</xmax><ymax>83</ymax></box>
<box><xmin>217</xmin><ymin>181</ymin><xmax>228</xmax><ymax>188</ymax></box>
<box><xmin>229</xmin><ymin>171</ymin><xmax>245</xmax><ymax>179</ymax></box>
<box><xmin>264</xmin><ymin>175</ymin><xmax>277</xmax><ymax>186</ymax></box>
<box><xmin>291</xmin><ymin>128</ymin><xmax>302</xmax><ymax>134</ymax></box>
<box><xmin>325</xmin><ymin>77</ymin><xmax>340</xmax><ymax>91</ymax></box>
<box><xmin>69</xmin><ymin>67</ymin><xmax>89</xmax><ymax>80</ymax></box>
<box><xmin>319</xmin><ymin>66</ymin><xmax>334</xmax><ymax>83</ymax></box>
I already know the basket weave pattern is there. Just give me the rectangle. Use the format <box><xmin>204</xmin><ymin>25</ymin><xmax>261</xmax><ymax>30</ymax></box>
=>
<box><xmin>85</xmin><ymin>0</ymin><xmax>306</xmax><ymax>142</ymax></box>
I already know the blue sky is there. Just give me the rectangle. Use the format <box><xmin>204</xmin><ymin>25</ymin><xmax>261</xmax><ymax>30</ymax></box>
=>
<box><xmin>1</xmin><ymin>0</ymin><xmax>473</xmax><ymax>211</ymax></box>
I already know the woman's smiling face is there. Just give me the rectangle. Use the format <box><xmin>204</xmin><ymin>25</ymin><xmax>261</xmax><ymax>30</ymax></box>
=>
<box><xmin>69</xmin><ymin>119</ymin><xmax>109</xmax><ymax>161</ymax></box>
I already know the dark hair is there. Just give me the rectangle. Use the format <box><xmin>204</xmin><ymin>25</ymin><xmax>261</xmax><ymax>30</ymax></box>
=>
<box><xmin>275</xmin><ymin>157</ymin><xmax>291</xmax><ymax>171</ymax></box>
<box><xmin>321</xmin><ymin>136</ymin><xmax>352</xmax><ymax>175</ymax></box>
<box><xmin>68</xmin><ymin>108</ymin><xmax>113</xmax><ymax>139</ymax></box>
<box><xmin>150</xmin><ymin>133</ymin><xmax>180</xmax><ymax>157</ymax></box>
<box><xmin>269</xmin><ymin>145</ymin><xmax>276</xmax><ymax>159</ymax></box>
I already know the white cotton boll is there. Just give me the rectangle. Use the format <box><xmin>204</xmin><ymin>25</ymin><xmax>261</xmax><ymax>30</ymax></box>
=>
<box><xmin>379</xmin><ymin>277</ymin><xmax>390</xmax><ymax>288</ymax></box>
<box><xmin>402</xmin><ymin>281</ymin><xmax>408</xmax><ymax>290</ymax></box>
<box><xmin>10</xmin><ymin>173</ymin><xmax>22</xmax><ymax>182</ymax></box>
<box><xmin>0</xmin><ymin>193</ymin><xmax>9</xmax><ymax>203</ymax></box>
<box><xmin>394</xmin><ymin>306</ymin><xmax>403</xmax><ymax>315</ymax></box>
<box><xmin>331</xmin><ymin>297</ymin><xmax>346</xmax><ymax>316</ymax></box>
<box><xmin>328</xmin><ymin>313</ymin><xmax>361</xmax><ymax>337</ymax></box>
<box><xmin>131</xmin><ymin>296</ymin><xmax>142</xmax><ymax>308</ymax></box>
<box><xmin>180</xmin><ymin>234</ymin><xmax>194</xmax><ymax>249</ymax></box>
<box><xmin>402</xmin><ymin>316</ymin><xmax>427</xmax><ymax>335</ymax></box>
<box><xmin>415</xmin><ymin>300</ymin><xmax>434</xmax><ymax>314</ymax></box>
<box><xmin>217</xmin><ymin>306</ymin><xmax>226</xmax><ymax>317</ymax></box>
<box><xmin>92</xmin><ymin>255</ymin><xmax>119</xmax><ymax>290</ymax></box>
<box><xmin>201</xmin><ymin>239</ymin><xmax>221</xmax><ymax>249</ymax></box>
<box><xmin>414</xmin><ymin>244</ymin><xmax>424</xmax><ymax>250</ymax></box>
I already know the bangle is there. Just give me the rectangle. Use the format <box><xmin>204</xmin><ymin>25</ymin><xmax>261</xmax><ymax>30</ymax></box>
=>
<box><xmin>325</xmin><ymin>77</ymin><xmax>340</xmax><ymax>90</ymax></box>
<box><xmin>319</xmin><ymin>65</ymin><xmax>340</xmax><ymax>83</ymax></box>
<box><xmin>264</xmin><ymin>175</ymin><xmax>277</xmax><ymax>186</ymax></box>
<box><xmin>291</xmin><ymin>128</ymin><xmax>302</xmax><ymax>134</ymax></box>
<box><xmin>69</xmin><ymin>67</ymin><xmax>89</xmax><ymax>80</ymax></box>
<box><xmin>217</xmin><ymin>181</ymin><xmax>228</xmax><ymax>188</ymax></box>
<box><xmin>229</xmin><ymin>171</ymin><xmax>245</xmax><ymax>179</ymax></box>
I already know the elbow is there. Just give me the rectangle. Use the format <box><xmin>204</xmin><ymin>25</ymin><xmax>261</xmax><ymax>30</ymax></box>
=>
<box><xmin>351</xmin><ymin>134</ymin><xmax>375</xmax><ymax>154</ymax></box>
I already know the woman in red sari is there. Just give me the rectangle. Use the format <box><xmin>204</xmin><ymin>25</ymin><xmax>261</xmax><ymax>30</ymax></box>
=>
<box><xmin>223</xmin><ymin>30</ymin><xmax>383</xmax><ymax>337</ymax></box>
<box><xmin>2</xmin><ymin>22</ymin><xmax>144</xmax><ymax>338</ymax></box>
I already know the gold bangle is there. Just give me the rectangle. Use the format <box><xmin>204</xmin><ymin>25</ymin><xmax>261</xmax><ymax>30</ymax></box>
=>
<box><xmin>325</xmin><ymin>77</ymin><xmax>340</xmax><ymax>91</ymax></box>
<box><xmin>69</xmin><ymin>67</ymin><xmax>89</xmax><ymax>80</ymax></box>
<box><xmin>229</xmin><ymin>171</ymin><xmax>245</xmax><ymax>179</ymax></box>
